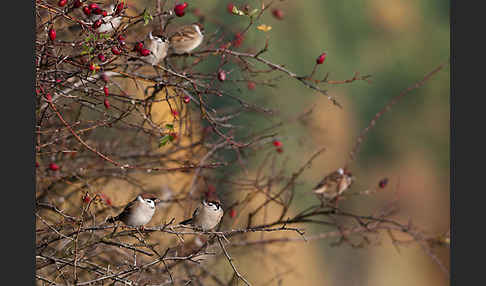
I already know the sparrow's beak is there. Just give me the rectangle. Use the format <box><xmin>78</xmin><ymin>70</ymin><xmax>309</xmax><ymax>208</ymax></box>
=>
<box><xmin>154</xmin><ymin>198</ymin><xmax>162</xmax><ymax>204</ymax></box>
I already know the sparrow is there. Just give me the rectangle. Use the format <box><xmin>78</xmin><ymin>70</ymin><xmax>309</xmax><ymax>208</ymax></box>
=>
<box><xmin>168</xmin><ymin>23</ymin><xmax>204</xmax><ymax>54</ymax></box>
<box><xmin>312</xmin><ymin>168</ymin><xmax>354</xmax><ymax>201</ymax></box>
<box><xmin>106</xmin><ymin>194</ymin><xmax>160</xmax><ymax>227</ymax></box>
<box><xmin>179</xmin><ymin>199</ymin><xmax>223</xmax><ymax>231</ymax></box>
<box><xmin>145</xmin><ymin>32</ymin><xmax>170</xmax><ymax>64</ymax></box>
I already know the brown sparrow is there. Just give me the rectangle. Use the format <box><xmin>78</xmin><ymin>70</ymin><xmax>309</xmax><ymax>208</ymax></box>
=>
<box><xmin>106</xmin><ymin>194</ymin><xmax>160</xmax><ymax>227</ymax></box>
<box><xmin>313</xmin><ymin>168</ymin><xmax>354</xmax><ymax>201</ymax></box>
<box><xmin>168</xmin><ymin>23</ymin><xmax>204</xmax><ymax>54</ymax></box>
<box><xmin>180</xmin><ymin>199</ymin><xmax>223</xmax><ymax>231</ymax></box>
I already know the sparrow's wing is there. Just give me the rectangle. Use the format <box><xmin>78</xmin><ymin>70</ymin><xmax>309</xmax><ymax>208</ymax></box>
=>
<box><xmin>313</xmin><ymin>176</ymin><xmax>329</xmax><ymax>191</ymax></box>
<box><xmin>113</xmin><ymin>198</ymin><xmax>140</xmax><ymax>221</ymax></box>
<box><xmin>179</xmin><ymin>207</ymin><xmax>198</xmax><ymax>225</ymax></box>
<box><xmin>170</xmin><ymin>26</ymin><xmax>198</xmax><ymax>42</ymax></box>
<box><xmin>313</xmin><ymin>174</ymin><xmax>337</xmax><ymax>191</ymax></box>
<box><xmin>337</xmin><ymin>174</ymin><xmax>353</xmax><ymax>194</ymax></box>
<box><xmin>313</xmin><ymin>170</ymin><xmax>343</xmax><ymax>195</ymax></box>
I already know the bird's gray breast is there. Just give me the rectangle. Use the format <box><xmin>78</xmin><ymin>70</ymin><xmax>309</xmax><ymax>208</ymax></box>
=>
<box><xmin>125</xmin><ymin>202</ymin><xmax>155</xmax><ymax>226</ymax></box>
<box><xmin>193</xmin><ymin>205</ymin><xmax>223</xmax><ymax>231</ymax></box>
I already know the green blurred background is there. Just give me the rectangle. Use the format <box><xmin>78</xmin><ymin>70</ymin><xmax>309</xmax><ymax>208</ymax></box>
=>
<box><xmin>145</xmin><ymin>0</ymin><xmax>450</xmax><ymax>284</ymax></box>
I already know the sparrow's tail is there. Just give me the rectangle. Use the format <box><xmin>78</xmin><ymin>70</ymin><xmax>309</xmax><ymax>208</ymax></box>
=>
<box><xmin>179</xmin><ymin>218</ymin><xmax>193</xmax><ymax>225</ymax></box>
<box><xmin>105</xmin><ymin>215</ymin><xmax>119</xmax><ymax>224</ymax></box>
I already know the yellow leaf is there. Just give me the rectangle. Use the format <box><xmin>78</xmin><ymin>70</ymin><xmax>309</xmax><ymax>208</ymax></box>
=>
<box><xmin>257</xmin><ymin>24</ymin><xmax>272</xmax><ymax>32</ymax></box>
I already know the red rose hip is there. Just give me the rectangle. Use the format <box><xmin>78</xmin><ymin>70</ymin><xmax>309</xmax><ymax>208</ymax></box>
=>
<box><xmin>316</xmin><ymin>52</ymin><xmax>327</xmax><ymax>64</ymax></box>
<box><xmin>217</xmin><ymin>70</ymin><xmax>226</xmax><ymax>81</ymax></box>
<box><xmin>93</xmin><ymin>19</ymin><xmax>102</xmax><ymax>29</ymax></box>
<box><xmin>272</xmin><ymin>9</ymin><xmax>284</xmax><ymax>20</ymax></box>
<box><xmin>273</xmin><ymin>140</ymin><xmax>282</xmax><ymax>147</ymax></box>
<box><xmin>227</xmin><ymin>3</ymin><xmax>234</xmax><ymax>14</ymax></box>
<box><xmin>48</xmin><ymin>28</ymin><xmax>56</xmax><ymax>41</ymax></box>
<box><xmin>134</xmin><ymin>42</ymin><xmax>144</xmax><ymax>52</ymax></box>
<box><xmin>140</xmin><ymin>48</ymin><xmax>151</xmax><ymax>56</ymax></box>
<box><xmin>49</xmin><ymin>163</ymin><xmax>60</xmax><ymax>171</ymax></box>
<box><xmin>83</xmin><ymin>6</ymin><xmax>91</xmax><ymax>16</ymax></box>
<box><xmin>174</xmin><ymin>2</ymin><xmax>188</xmax><ymax>17</ymax></box>
<box><xmin>378</xmin><ymin>178</ymin><xmax>389</xmax><ymax>189</ymax></box>
<box><xmin>111</xmin><ymin>47</ymin><xmax>121</xmax><ymax>55</ymax></box>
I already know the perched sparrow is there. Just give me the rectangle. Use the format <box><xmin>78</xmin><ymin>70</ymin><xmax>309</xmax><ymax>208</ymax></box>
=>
<box><xmin>180</xmin><ymin>199</ymin><xmax>223</xmax><ymax>231</ymax></box>
<box><xmin>168</xmin><ymin>23</ymin><xmax>204</xmax><ymax>54</ymax></box>
<box><xmin>145</xmin><ymin>32</ymin><xmax>170</xmax><ymax>64</ymax></box>
<box><xmin>312</xmin><ymin>168</ymin><xmax>354</xmax><ymax>201</ymax></box>
<box><xmin>106</xmin><ymin>194</ymin><xmax>160</xmax><ymax>227</ymax></box>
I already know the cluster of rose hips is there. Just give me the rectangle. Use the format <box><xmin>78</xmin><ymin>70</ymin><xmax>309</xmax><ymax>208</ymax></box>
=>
<box><xmin>273</xmin><ymin>140</ymin><xmax>283</xmax><ymax>153</ymax></box>
<box><xmin>82</xmin><ymin>192</ymin><xmax>112</xmax><ymax>205</ymax></box>
<box><xmin>103</xmin><ymin>86</ymin><xmax>110</xmax><ymax>109</ymax></box>
<box><xmin>133</xmin><ymin>41</ymin><xmax>151</xmax><ymax>57</ymax></box>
